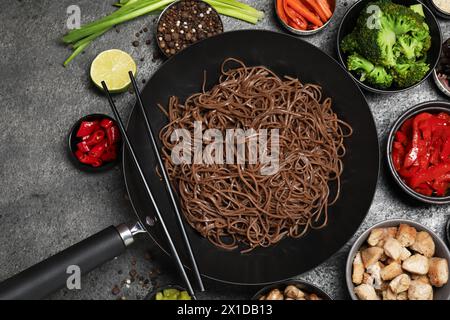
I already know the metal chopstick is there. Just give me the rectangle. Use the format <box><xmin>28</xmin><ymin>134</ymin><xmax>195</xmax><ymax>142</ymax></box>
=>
<box><xmin>128</xmin><ymin>72</ymin><xmax>205</xmax><ymax>292</ymax></box>
<box><xmin>101</xmin><ymin>81</ymin><xmax>197</xmax><ymax>300</ymax></box>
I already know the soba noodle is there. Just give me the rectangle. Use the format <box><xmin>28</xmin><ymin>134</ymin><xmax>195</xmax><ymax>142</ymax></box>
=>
<box><xmin>158</xmin><ymin>58</ymin><xmax>352</xmax><ymax>252</ymax></box>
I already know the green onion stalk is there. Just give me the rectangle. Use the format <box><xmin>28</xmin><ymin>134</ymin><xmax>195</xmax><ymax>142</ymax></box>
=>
<box><xmin>62</xmin><ymin>0</ymin><xmax>264</xmax><ymax>66</ymax></box>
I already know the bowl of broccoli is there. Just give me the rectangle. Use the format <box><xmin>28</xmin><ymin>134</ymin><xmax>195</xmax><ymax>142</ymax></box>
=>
<box><xmin>337</xmin><ymin>0</ymin><xmax>442</xmax><ymax>93</ymax></box>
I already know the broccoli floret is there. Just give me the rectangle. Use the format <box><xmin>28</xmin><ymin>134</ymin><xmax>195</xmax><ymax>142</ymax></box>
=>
<box><xmin>392</xmin><ymin>62</ymin><xmax>430</xmax><ymax>88</ymax></box>
<box><xmin>366</xmin><ymin>66</ymin><xmax>393</xmax><ymax>89</ymax></box>
<box><xmin>355</xmin><ymin>1</ymin><xmax>430</xmax><ymax>66</ymax></box>
<box><xmin>353</xmin><ymin>1</ymin><xmax>398</xmax><ymax>67</ymax></box>
<box><xmin>378</xmin><ymin>1</ymin><xmax>425</xmax><ymax>35</ymax></box>
<box><xmin>412</xmin><ymin>27</ymin><xmax>432</xmax><ymax>55</ymax></box>
<box><xmin>356</xmin><ymin>24</ymin><xmax>397</xmax><ymax>67</ymax></box>
<box><xmin>395</xmin><ymin>34</ymin><xmax>422</xmax><ymax>60</ymax></box>
<box><xmin>347</xmin><ymin>54</ymin><xmax>374</xmax><ymax>81</ymax></box>
<box><xmin>410</xmin><ymin>4</ymin><xmax>425</xmax><ymax>17</ymax></box>
<box><xmin>341</xmin><ymin>32</ymin><xmax>359</xmax><ymax>54</ymax></box>
<box><xmin>347</xmin><ymin>54</ymin><xmax>392</xmax><ymax>88</ymax></box>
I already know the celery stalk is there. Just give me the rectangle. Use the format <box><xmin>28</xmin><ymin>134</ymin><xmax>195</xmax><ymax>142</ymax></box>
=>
<box><xmin>204</xmin><ymin>0</ymin><xmax>260</xmax><ymax>23</ymax></box>
<box><xmin>209</xmin><ymin>0</ymin><xmax>264</xmax><ymax>19</ymax></box>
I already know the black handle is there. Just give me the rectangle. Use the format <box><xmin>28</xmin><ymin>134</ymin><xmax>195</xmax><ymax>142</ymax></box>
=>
<box><xmin>0</xmin><ymin>226</ymin><xmax>128</xmax><ymax>300</ymax></box>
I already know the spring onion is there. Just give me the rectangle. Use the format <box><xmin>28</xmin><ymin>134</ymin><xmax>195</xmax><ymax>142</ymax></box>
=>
<box><xmin>62</xmin><ymin>0</ymin><xmax>264</xmax><ymax>66</ymax></box>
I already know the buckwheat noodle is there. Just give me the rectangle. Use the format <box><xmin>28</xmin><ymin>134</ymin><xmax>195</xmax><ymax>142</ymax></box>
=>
<box><xmin>158</xmin><ymin>58</ymin><xmax>352</xmax><ymax>253</ymax></box>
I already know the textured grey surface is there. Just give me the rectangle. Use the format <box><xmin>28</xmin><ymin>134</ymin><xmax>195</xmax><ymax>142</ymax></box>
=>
<box><xmin>0</xmin><ymin>0</ymin><xmax>449</xmax><ymax>300</ymax></box>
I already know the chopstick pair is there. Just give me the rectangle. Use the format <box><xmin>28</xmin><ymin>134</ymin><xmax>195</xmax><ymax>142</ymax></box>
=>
<box><xmin>101</xmin><ymin>73</ymin><xmax>205</xmax><ymax>299</ymax></box>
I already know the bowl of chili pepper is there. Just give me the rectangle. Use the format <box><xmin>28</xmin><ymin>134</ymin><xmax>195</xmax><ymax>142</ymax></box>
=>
<box><xmin>68</xmin><ymin>114</ymin><xmax>121</xmax><ymax>172</ymax></box>
<box><xmin>274</xmin><ymin>0</ymin><xmax>336</xmax><ymax>35</ymax></box>
<box><xmin>387</xmin><ymin>101</ymin><xmax>450</xmax><ymax>204</ymax></box>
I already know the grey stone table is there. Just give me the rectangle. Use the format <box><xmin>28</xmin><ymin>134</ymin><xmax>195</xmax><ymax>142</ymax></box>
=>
<box><xmin>0</xmin><ymin>0</ymin><xmax>448</xmax><ymax>300</ymax></box>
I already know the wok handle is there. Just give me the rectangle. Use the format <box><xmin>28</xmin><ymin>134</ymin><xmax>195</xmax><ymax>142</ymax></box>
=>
<box><xmin>0</xmin><ymin>224</ymin><xmax>139</xmax><ymax>300</ymax></box>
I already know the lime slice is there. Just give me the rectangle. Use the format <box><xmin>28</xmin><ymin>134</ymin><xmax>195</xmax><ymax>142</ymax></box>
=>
<box><xmin>90</xmin><ymin>49</ymin><xmax>137</xmax><ymax>93</ymax></box>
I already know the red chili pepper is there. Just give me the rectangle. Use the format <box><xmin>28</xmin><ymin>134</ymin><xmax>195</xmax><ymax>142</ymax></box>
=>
<box><xmin>76</xmin><ymin>121</ymin><xmax>99</xmax><ymax>138</ymax></box>
<box><xmin>400</xmin><ymin>118</ymin><xmax>413</xmax><ymax>135</ymax></box>
<box><xmin>429</xmin><ymin>136</ymin><xmax>443</xmax><ymax>165</ymax></box>
<box><xmin>392</xmin><ymin>141</ymin><xmax>406</xmax><ymax>171</ymax></box>
<box><xmin>85</xmin><ymin>130</ymin><xmax>105</xmax><ymax>147</ymax></box>
<box><xmin>432</xmin><ymin>180</ymin><xmax>449</xmax><ymax>196</ymax></box>
<box><xmin>75</xmin><ymin>150</ymin><xmax>103</xmax><ymax>167</ymax></box>
<box><xmin>89</xmin><ymin>141</ymin><xmax>108</xmax><ymax>159</ymax></box>
<box><xmin>101</xmin><ymin>145</ymin><xmax>117</xmax><ymax>162</ymax></box>
<box><xmin>441</xmin><ymin>139</ymin><xmax>450</xmax><ymax>163</ymax></box>
<box><xmin>100</xmin><ymin>118</ymin><xmax>114</xmax><ymax>129</ymax></box>
<box><xmin>80</xmin><ymin>155</ymin><xmax>103</xmax><ymax>167</ymax></box>
<box><xmin>75</xmin><ymin>149</ymin><xmax>85</xmax><ymax>161</ymax></box>
<box><xmin>392</xmin><ymin>150</ymin><xmax>403</xmax><ymax>171</ymax></box>
<box><xmin>395</xmin><ymin>131</ymin><xmax>408</xmax><ymax>145</ymax></box>
<box><xmin>404</xmin><ymin>113</ymin><xmax>432</xmax><ymax>168</ymax></box>
<box><xmin>107</xmin><ymin>125</ymin><xmax>120</xmax><ymax>145</ymax></box>
<box><xmin>409</xmin><ymin>163</ymin><xmax>450</xmax><ymax>189</ymax></box>
<box><xmin>415</xmin><ymin>184</ymin><xmax>434</xmax><ymax>196</ymax></box>
<box><xmin>437</xmin><ymin>112</ymin><xmax>450</xmax><ymax>121</ymax></box>
<box><xmin>76</xmin><ymin>141</ymin><xmax>90</xmax><ymax>153</ymax></box>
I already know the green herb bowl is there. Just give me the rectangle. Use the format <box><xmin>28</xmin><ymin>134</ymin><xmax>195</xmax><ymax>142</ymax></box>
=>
<box><xmin>144</xmin><ymin>284</ymin><xmax>188</xmax><ymax>300</ymax></box>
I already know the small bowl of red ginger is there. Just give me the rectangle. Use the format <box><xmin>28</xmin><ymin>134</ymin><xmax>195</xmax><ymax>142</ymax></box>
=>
<box><xmin>387</xmin><ymin>101</ymin><xmax>450</xmax><ymax>204</ymax></box>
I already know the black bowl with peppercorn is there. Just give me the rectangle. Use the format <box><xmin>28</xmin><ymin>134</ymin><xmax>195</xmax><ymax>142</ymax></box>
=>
<box><xmin>68</xmin><ymin>114</ymin><xmax>121</xmax><ymax>172</ymax></box>
<box><xmin>156</xmin><ymin>0</ymin><xmax>223</xmax><ymax>58</ymax></box>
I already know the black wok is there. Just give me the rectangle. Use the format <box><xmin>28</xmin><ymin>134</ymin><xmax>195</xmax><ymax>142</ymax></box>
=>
<box><xmin>0</xmin><ymin>30</ymin><xmax>379</xmax><ymax>299</ymax></box>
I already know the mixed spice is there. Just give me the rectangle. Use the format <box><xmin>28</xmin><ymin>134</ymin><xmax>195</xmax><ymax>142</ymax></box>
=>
<box><xmin>156</xmin><ymin>0</ymin><xmax>223</xmax><ymax>57</ymax></box>
<box><xmin>436</xmin><ymin>38</ymin><xmax>450</xmax><ymax>92</ymax></box>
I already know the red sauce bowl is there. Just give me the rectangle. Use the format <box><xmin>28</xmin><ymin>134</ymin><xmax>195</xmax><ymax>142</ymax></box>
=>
<box><xmin>387</xmin><ymin>101</ymin><xmax>450</xmax><ymax>204</ymax></box>
<box><xmin>68</xmin><ymin>114</ymin><xmax>121</xmax><ymax>172</ymax></box>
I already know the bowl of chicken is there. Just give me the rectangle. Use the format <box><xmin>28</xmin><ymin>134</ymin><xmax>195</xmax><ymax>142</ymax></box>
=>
<box><xmin>346</xmin><ymin>219</ymin><xmax>450</xmax><ymax>300</ymax></box>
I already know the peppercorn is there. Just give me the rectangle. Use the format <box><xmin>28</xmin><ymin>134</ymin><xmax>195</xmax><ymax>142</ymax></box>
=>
<box><xmin>156</xmin><ymin>0</ymin><xmax>223</xmax><ymax>57</ymax></box>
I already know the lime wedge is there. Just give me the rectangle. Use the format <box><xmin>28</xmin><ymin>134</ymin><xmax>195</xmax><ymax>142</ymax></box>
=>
<box><xmin>90</xmin><ymin>49</ymin><xmax>137</xmax><ymax>93</ymax></box>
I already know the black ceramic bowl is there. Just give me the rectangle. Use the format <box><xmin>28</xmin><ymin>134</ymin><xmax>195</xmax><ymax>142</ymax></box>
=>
<box><xmin>144</xmin><ymin>285</ymin><xmax>188</xmax><ymax>300</ymax></box>
<box><xmin>68</xmin><ymin>113</ymin><xmax>120</xmax><ymax>172</ymax></box>
<box><xmin>251</xmin><ymin>279</ymin><xmax>332</xmax><ymax>300</ymax></box>
<box><xmin>446</xmin><ymin>218</ymin><xmax>450</xmax><ymax>246</ymax></box>
<box><xmin>346</xmin><ymin>219</ymin><xmax>450</xmax><ymax>300</ymax></box>
<box><xmin>155</xmin><ymin>0</ymin><xmax>223</xmax><ymax>58</ymax></box>
<box><xmin>274</xmin><ymin>0</ymin><xmax>337</xmax><ymax>36</ymax></box>
<box><xmin>427</xmin><ymin>0</ymin><xmax>450</xmax><ymax>20</ymax></box>
<box><xmin>337</xmin><ymin>0</ymin><xmax>442</xmax><ymax>94</ymax></box>
<box><xmin>386</xmin><ymin>101</ymin><xmax>450</xmax><ymax>204</ymax></box>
